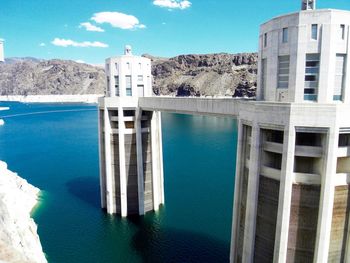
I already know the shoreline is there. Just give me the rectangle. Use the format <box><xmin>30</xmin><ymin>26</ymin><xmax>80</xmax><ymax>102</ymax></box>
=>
<box><xmin>0</xmin><ymin>94</ymin><xmax>103</xmax><ymax>104</ymax></box>
<box><xmin>0</xmin><ymin>161</ymin><xmax>47</xmax><ymax>263</ymax></box>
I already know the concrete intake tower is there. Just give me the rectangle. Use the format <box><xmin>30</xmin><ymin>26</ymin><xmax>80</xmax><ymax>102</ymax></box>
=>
<box><xmin>98</xmin><ymin>46</ymin><xmax>164</xmax><ymax>216</ymax></box>
<box><xmin>98</xmin><ymin>1</ymin><xmax>350</xmax><ymax>262</ymax></box>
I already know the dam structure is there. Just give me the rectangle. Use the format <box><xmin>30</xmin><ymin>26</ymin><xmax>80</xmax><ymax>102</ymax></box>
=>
<box><xmin>98</xmin><ymin>0</ymin><xmax>350</xmax><ymax>262</ymax></box>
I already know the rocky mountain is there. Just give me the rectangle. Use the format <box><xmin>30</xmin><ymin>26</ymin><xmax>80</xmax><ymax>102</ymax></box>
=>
<box><xmin>0</xmin><ymin>59</ymin><xmax>105</xmax><ymax>96</ymax></box>
<box><xmin>0</xmin><ymin>53</ymin><xmax>258</xmax><ymax>97</ymax></box>
<box><xmin>147</xmin><ymin>53</ymin><xmax>258</xmax><ymax>97</ymax></box>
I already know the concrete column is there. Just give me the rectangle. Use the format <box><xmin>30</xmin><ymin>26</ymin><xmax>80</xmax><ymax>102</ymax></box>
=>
<box><xmin>294</xmin><ymin>25</ymin><xmax>307</xmax><ymax>102</ymax></box>
<box><xmin>110</xmin><ymin>71</ymin><xmax>116</xmax><ymax>97</ymax></box>
<box><xmin>242</xmin><ymin>123</ymin><xmax>260</xmax><ymax>262</ymax></box>
<box><xmin>256</xmin><ymin>36</ymin><xmax>263</xmax><ymax>101</ymax></box>
<box><xmin>343</xmin><ymin>26</ymin><xmax>350</xmax><ymax>103</ymax></box>
<box><xmin>314</xmin><ymin>126</ymin><xmax>338</xmax><ymax>263</ymax></box>
<box><xmin>230</xmin><ymin>119</ymin><xmax>244</xmax><ymax>262</ymax></box>
<box><xmin>118</xmin><ymin>106</ymin><xmax>128</xmax><ymax>217</ymax></box>
<box><xmin>104</xmin><ymin>106</ymin><xmax>116</xmax><ymax>214</ymax></box>
<box><xmin>151</xmin><ymin>111</ymin><xmax>163</xmax><ymax>210</ymax></box>
<box><xmin>135</xmin><ymin>108</ymin><xmax>145</xmax><ymax>215</ymax></box>
<box><xmin>98</xmin><ymin>108</ymin><xmax>106</xmax><ymax>209</ymax></box>
<box><xmin>345</xmin><ymin>215</ymin><xmax>350</xmax><ymax>263</ymax></box>
<box><xmin>273</xmin><ymin>122</ymin><xmax>295</xmax><ymax>262</ymax></box>
<box><xmin>157</xmin><ymin>112</ymin><xmax>165</xmax><ymax>204</ymax></box>
<box><xmin>319</xmin><ymin>24</ymin><xmax>335</xmax><ymax>103</ymax></box>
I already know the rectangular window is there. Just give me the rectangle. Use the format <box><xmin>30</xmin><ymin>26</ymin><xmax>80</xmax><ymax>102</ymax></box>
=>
<box><xmin>114</xmin><ymin>76</ymin><xmax>119</xmax><ymax>96</ymax></box>
<box><xmin>264</xmin><ymin>33</ymin><xmax>267</xmax><ymax>47</ymax></box>
<box><xmin>126</xmin><ymin>62</ymin><xmax>131</xmax><ymax>70</ymax></box>
<box><xmin>137</xmin><ymin>75</ymin><xmax>143</xmax><ymax>81</ymax></box>
<box><xmin>311</xmin><ymin>24</ymin><xmax>318</xmax><ymax>40</ymax></box>
<box><xmin>334</xmin><ymin>54</ymin><xmax>346</xmax><ymax>101</ymax></box>
<box><xmin>115</xmin><ymin>63</ymin><xmax>118</xmax><ymax>71</ymax></box>
<box><xmin>261</xmin><ymin>59</ymin><xmax>267</xmax><ymax>99</ymax></box>
<box><xmin>106</xmin><ymin>63</ymin><xmax>110</xmax><ymax>71</ymax></box>
<box><xmin>139</xmin><ymin>63</ymin><xmax>142</xmax><ymax>70</ymax></box>
<box><xmin>278</xmin><ymin>56</ymin><xmax>290</xmax><ymax>88</ymax></box>
<box><xmin>138</xmin><ymin>85</ymin><xmax>144</xmax><ymax>97</ymax></box>
<box><xmin>126</xmin><ymin>75</ymin><xmax>132</xmax><ymax>96</ymax></box>
<box><xmin>304</xmin><ymin>54</ymin><xmax>320</xmax><ymax>101</ymax></box>
<box><xmin>107</xmin><ymin>77</ymin><xmax>110</xmax><ymax>96</ymax></box>
<box><xmin>340</xmin><ymin>24</ymin><xmax>345</xmax><ymax>40</ymax></box>
<box><xmin>282</xmin><ymin>28</ymin><xmax>288</xmax><ymax>43</ymax></box>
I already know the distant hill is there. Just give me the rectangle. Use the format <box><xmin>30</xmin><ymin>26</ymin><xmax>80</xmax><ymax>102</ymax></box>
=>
<box><xmin>0</xmin><ymin>53</ymin><xmax>258</xmax><ymax>97</ymax></box>
<box><xmin>0</xmin><ymin>59</ymin><xmax>105</xmax><ymax>95</ymax></box>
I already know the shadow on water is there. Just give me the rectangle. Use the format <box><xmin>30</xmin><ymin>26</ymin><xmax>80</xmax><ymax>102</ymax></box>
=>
<box><xmin>129</xmin><ymin>215</ymin><xmax>230</xmax><ymax>263</ymax></box>
<box><xmin>66</xmin><ymin>176</ymin><xmax>100</xmax><ymax>209</ymax></box>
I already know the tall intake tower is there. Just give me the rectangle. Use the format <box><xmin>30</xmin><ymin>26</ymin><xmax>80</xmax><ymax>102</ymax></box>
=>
<box><xmin>230</xmin><ymin>2</ymin><xmax>350</xmax><ymax>263</ymax></box>
<box><xmin>98</xmin><ymin>46</ymin><xmax>164</xmax><ymax>217</ymax></box>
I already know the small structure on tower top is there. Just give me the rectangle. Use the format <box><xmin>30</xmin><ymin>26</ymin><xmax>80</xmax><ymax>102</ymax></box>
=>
<box><xmin>124</xmin><ymin>45</ymin><xmax>132</xmax><ymax>55</ymax></box>
<box><xmin>301</xmin><ymin>0</ymin><xmax>316</xmax><ymax>10</ymax></box>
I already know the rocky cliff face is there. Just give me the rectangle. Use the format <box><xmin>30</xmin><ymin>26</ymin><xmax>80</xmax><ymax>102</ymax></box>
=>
<box><xmin>0</xmin><ymin>53</ymin><xmax>258</xmax><ymax>97</ymax></box>
<box><xmin>0</xmin><ymin>161</ymin><xmax>47</xmax><ymax>263</ymax></box>
<box><xmin>146</xmin><ymin>53</ymin><xmax>257</xmax><ymax>97</ymax></box>
<box><xmin>0</xmin><ymin>59</ymin><xmax>105</xmax><ymax>95</ymax></box>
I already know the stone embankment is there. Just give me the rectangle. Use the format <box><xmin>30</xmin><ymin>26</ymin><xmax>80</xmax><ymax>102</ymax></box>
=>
<box><xmin>0</xmin><ymin>161</ymin><xmax>47</xmax><ymax>263</ymax></box>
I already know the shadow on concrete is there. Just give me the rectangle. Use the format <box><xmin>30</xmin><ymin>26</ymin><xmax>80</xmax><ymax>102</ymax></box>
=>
<box><xmin>66</xmin><ymin>176</ymin><xmax>100</xmax><ymax>209</ymax></box>
<box><xmin>128</xmin><ymin>215</ymin><xmax>229</xmax><ymax>263</ymax></box>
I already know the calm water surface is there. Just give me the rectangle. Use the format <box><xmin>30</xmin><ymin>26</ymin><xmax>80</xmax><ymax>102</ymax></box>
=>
<box><xmin>0</xmin><ymin>102</ymin><xmax>237</xmax><ymax>263</ymax></box>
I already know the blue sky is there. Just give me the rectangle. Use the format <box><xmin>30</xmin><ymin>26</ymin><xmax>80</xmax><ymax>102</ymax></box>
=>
<box><xmin>1</xmin><ymin>0</ymin><xmax>350</xmax><ymax>64</ymax></box>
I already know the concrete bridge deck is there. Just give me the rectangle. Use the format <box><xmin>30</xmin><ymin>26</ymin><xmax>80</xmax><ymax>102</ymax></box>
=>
<box><xmin>100</xmin><ymin>97</ymin><xmax>255</xmax><ymax>117</ymax></box>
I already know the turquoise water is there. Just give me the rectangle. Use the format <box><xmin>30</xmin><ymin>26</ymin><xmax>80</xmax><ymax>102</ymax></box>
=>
<box><xmin>0</xmin><ymin>102</ymin><xmax>237</xmax><ymax>263</ymax></box>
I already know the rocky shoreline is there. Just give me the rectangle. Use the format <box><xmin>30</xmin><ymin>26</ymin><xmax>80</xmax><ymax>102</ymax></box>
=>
<box><xmin>0</xmin><ymin>161</ymin><xmax>47</xmax><ymax>263</ymax></box>
<box><xmin>0</xmin><ymin>94</ymin><xmax>102</xmax><ymax>103</ymax></box>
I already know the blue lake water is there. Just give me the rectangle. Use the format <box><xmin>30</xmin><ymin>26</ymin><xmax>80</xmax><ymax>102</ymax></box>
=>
<box><xmin>0</xmin><ymin>102</ymin><xmax>237</xmax><ymax>263</ymax></box>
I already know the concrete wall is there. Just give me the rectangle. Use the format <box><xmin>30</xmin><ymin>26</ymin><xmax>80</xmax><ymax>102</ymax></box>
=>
<box><xmin>287</xmin><ymin>184</ymin><xmax>320</xmax><ymax>262</ymax></box>
<box><xmin>254</xmin><ymin>176</ymin><xmax>280</xmax><ymax>262</ymax></box>
<box><xmin>328</xmin><ymin>185</ymin><xmax>350</xmax><ymax>261</ymax></box>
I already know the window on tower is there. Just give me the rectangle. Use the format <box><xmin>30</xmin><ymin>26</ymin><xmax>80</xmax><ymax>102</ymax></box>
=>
<box><xmin>333</xmin><ymin>54</ymin><xmax>346</xmax><ymax>101</ymax></box>
<box><xmin>114</xmin><ymin>76</ymin><xmax>119</xmax><ymax>96</ymax></box>
<box><xmin>126</xmin><ymin>75</ymin><xmax>132</xmax><ymax>96</ymax></box>
<box><xmin>304</xmin><ymin>54</ymin><xmax>320</xmax><ymax>101</ymax></box>
<box><xmin>340</xmin><ymin>25</ymin><xmax>345</xmax><ymax>40</ymax></box>
<box><xmin>264</xmin><ymin>33</ymin><xmax>267</xmax><ymax>47</ymax></box>
<box><xmin>282</xmin><ymin>28</ymin><xmax>288</xmax><ymax>43</ymax></box>
<box><xmin>311</xmin><ymin>24</ymin><xmax>318</xmax><ymax>40</ymax></box>
<box><xmin>278</xmin><ymin>56</ymin><xmax>290</xmax><ymax>88</ymax></box>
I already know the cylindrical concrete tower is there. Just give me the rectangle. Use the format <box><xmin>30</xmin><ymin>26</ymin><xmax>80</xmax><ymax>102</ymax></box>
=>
<box><xmin>231</xmin><ymin>4</ymin><xmax>350</xmax><ymax>263</ymax></box>
<box><xmin>99</xmin><ymin>46</ymin><xmax>164</xmax><ymax>216</ymax></box>
<box><xmin>0</xmin><ymin>39</ymin><xmax>4</xmax><ymax>62</ymax></box>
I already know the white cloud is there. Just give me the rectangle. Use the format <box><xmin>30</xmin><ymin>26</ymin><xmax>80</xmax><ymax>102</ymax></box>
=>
<box><xmin>153</xmin><ymin>0</ymin><xmax>191</xmax><ymax>10</ymax></box>
<box><xmin>91</xmin><ymin>12</ymin><xmax>146</xmax><ymax>30</ymax></box>
<box><xmin>51</xmin><ymin>38</ymin><xmax>108</xmax><ymax>48</ymax></box>
<box><xmin>39</xmin><ymin>43</ymin><xmax>46</xmax><ymax>47</ymax></box>
<box><xmin>79</xmin><ymin>22</ymin><xmax>104</xmax><ymax>32</ymax></box>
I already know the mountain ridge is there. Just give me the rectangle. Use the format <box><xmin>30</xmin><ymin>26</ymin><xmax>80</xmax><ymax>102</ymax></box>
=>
<box><xmin>0</xmin><ymin>53</ymin><xmax>258</xmax><ymax>97</ymax></box>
